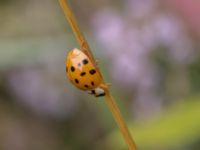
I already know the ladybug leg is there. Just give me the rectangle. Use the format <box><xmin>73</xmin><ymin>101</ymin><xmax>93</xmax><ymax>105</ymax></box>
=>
<box><xmin>106</xmin><ymin>83</ymin><xmax>112</xmax><ymax>87</ymax></box>
<box><xmin>80</xmin><ymin>41</ymin><xmax>88</xmax><ymax>51</ymax></box>
<box><xmin>94</xmin><ymin>59</ymin><xmax>99</xmax><ymax>67</ymax></box>
<box><xmin>80</xmin><ymin>40</ymin><xmax>85</xmax><ymax>49</ymax></box>
<box><xmin>87</xmin><ymin>90</ymin><xmax>95</xmax><ymax>95</ymax></box>
<box><xmin>87</xmin><ymin>91</ymin><xmax>92</xmax><ymax>94</ymax></box>
<box><xmin>99</xmin><ymin>83</ymin><xmax>111</xmax><ymax>90</ymax></box>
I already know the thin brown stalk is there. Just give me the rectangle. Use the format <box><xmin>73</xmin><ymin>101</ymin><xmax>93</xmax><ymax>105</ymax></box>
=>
<box><xmin>59</xmin><ymin>0</ymin><xmax>137</xmax><ymax>149</ymax></box>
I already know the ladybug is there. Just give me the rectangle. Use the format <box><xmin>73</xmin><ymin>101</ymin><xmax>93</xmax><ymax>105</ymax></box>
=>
<box><xmin>66</xmin><ymin>48</ymin><xmax>105</xmax><ymax>97</ymax></box>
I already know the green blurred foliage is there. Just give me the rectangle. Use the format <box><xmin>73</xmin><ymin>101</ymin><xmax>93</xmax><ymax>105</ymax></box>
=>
<box><xmin>107</xmin><ymin>96</ymin><xmax>200</xmax><ymax>150</ymax></box>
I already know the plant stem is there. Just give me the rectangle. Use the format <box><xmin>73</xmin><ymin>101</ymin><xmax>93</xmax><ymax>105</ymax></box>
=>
<box><xmin>104</xmin><ymin>89</ymin><xmax>137</xmax><ymax>150</ymax></box>
<box><xmin>59</xmin><ymin>0</ymin><xmax>137</xmax><ymax>149</ymax></box>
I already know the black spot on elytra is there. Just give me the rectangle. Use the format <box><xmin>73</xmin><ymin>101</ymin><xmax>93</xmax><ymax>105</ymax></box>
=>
<box><xmin>91</xmin><ymin>81</ymin><xmax>94</xmax><ymax>86</ymax></box>
<box><xmin>84</xmin><ymin>85</ymin><xmax>89</xmax><ymax>88</ymax></box>
<box><xmin>89</xmin><ymin>69</ymin><xmax>96</xmax><ymax>75</ymax></box>
<box><xmin>75</xmin><ymin>79</ymin><xmax>79</xmax><ymax>84</ymax></box>
<box><xmin>71</xmin><ymin>66</ymin><xmax>75</xmax><ymax>72</ymax></box>
<box><xmin>80</xmin><ymin>72</ymin><xmax>86</xmax><ymax>76</ymax></box>
<box><xmin>91</xmin><ymin>90</ymin><xmax>95</xmax><ymax>94</ymax></box>
<box><xmin>82</xmin><ymin>59</ymin><xmax>88</xmax><ymax>65</ymax></box>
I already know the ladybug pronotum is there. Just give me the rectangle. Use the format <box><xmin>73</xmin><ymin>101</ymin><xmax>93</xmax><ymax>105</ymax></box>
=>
<box><xmin>66</xmin><ymin>48</ymin><xmax>105</xmax><ymax>97</ymax></box>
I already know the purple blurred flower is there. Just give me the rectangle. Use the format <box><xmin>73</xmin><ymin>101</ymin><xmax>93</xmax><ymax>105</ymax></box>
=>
<box><xmin>91</xmin><ymin>0</ymin><xmax>196</xmax><ymax>119</ymax></box>
<box><xmin>7</xmin><ymin>66</ymin><xmax>77</xmax><ymax>119</ymax></box>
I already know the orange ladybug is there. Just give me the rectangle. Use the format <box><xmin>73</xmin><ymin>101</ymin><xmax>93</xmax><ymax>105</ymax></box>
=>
<box><xmin>66</xmin><ymin>48</ymin><xmax>105</xmax><ymax>97</ymax></box>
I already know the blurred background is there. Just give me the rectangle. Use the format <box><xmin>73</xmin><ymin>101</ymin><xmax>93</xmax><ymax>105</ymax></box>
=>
<box><xmin>0</xmin><ymin>0</ymin><xmax>200</xmax><ymax>149</ymax></box>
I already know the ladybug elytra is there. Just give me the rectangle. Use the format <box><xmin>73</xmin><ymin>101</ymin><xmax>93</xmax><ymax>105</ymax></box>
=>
<box><xmin>66</xmin><ymin>48</ymin><xmax>105</xmax><ymax>97</ymax></box>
